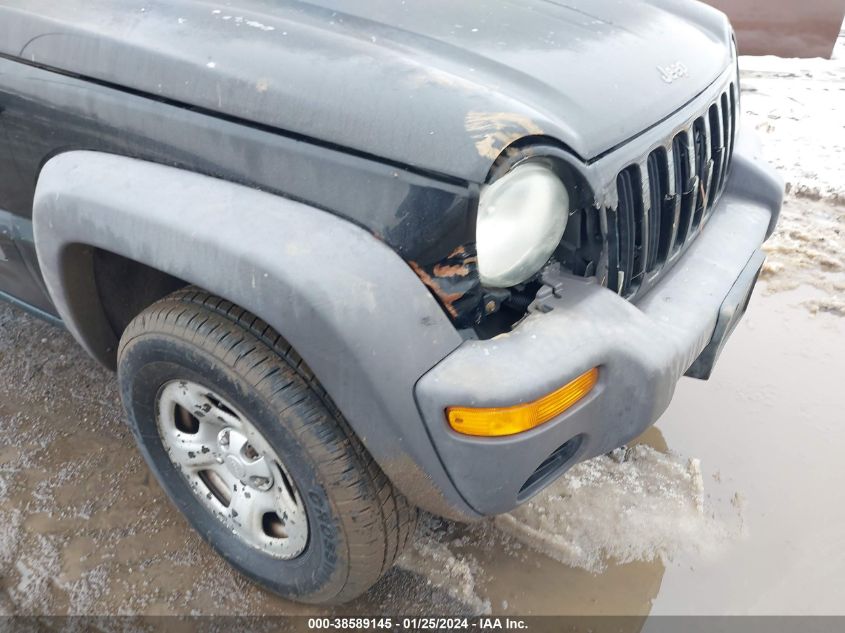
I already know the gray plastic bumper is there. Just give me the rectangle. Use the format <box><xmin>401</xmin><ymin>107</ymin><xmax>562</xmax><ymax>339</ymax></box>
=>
<box><xmin>415</xmin><ymin>131</ymin><xmax>784</xmax><ymax>516</ymax></box>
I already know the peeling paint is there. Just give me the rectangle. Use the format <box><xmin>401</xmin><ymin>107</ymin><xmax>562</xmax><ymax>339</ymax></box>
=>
<box><xmin>465</xmin><ymin>111</ymin><xmax>544</xmax><ymax>161</ymax></box>
<box><xmin>433</xmin><ymin>262</ymin><xmax>473</xmax><ymax>278</ymax></box>
<box><xmin>409</xmin><ymin>245</ymin><xmax>484</xmax><ymax>327</ymax></box>
<box><xmin>409</xmin><ymin>261</ymin><xmax>462</xmax><ymax>319</ymax></box>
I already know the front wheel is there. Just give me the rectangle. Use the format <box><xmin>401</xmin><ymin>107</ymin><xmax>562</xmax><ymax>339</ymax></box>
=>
<box><xmin>117</xmin><ymin>288</ymin><xmax>417</xmax><ymax>604</ymax></box>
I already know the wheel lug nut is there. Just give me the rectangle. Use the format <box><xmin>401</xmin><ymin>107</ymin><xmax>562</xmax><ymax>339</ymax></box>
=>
<box><xmin>219</xmin><ymin>430</ymin><xmax>230</xmax><ymax>447</ymax></box>
<box><xmin>250</xmin><ymin>476</ymin><xmax>270</xmax><ymax>489</ymax></box>
<box><xmin>216</xmin><ymin>456</ymin><xmax>224</xmax><ymax>464</ymax></box>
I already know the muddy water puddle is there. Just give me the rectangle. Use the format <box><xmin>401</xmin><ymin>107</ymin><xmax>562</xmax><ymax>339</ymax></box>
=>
<box><xmin>649</xmin><ymin>285</ymin><xmax>845</xmax><ymax>615</ymax></box>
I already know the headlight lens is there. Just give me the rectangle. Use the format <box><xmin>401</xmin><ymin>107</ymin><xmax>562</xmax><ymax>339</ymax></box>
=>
<box><xmin>476</xmin><ymin>162</ymin><xmax>569</xmax><ymax>288</ymax></box>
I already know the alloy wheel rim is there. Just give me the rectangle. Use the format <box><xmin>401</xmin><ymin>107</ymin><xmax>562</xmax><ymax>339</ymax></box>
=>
<box><xmin>156</xmin><ymin>379</ymin><xmax>308</xmax><ymax>559</ymax></box>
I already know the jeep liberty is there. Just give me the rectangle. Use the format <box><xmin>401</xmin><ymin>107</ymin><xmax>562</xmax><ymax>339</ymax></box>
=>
<box><xmin>0</xmin><ymin>0</ymin><xmax>783</xmax><ymax>603</ymax></box>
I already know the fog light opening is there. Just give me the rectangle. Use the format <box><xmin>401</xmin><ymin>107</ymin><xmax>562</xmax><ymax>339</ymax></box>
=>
<box><xmin>517</xmin><ymin>435</ymin><xmax>584</xmax><ymax>501</ymax></box>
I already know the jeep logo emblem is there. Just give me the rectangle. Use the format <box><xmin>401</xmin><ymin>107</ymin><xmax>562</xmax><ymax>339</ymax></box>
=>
<box><xmin>658</xmin><ymin>62</ymin><xmax>689</xmax><ymax>84</ymax></box>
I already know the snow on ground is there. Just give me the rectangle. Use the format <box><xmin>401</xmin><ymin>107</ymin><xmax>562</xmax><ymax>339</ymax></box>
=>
<box><xmin>398</xmin><ymin>525</ymin><xmax>492</xmax><ymax>615</ymax></box>
<box><xmin>741</xmin><ymin>55</ymin><xmax>844</xmax><ymax>203</ymax></box>
<box><xmin>399</xmin><ymin>445</ymin><xmax>741</xmax><ymax>613</ymax></box>
<box><xmin>740</xmin><ymin>49</ymin><xmax>845</xmax><ymax>315</ymax></box>
<box><xmin>496</xmin><ymin>446</ymin><xmax>734</xmax><ymax>573</ymax></box>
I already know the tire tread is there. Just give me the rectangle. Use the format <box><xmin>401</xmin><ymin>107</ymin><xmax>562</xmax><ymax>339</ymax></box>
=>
<box><xmin>118</xmin><ymin>287</ymin><xmax>417</xmax><ymax>603</ymax></box>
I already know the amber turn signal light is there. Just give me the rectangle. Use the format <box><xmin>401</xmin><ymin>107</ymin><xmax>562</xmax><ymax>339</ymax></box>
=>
<box><xmin>446</xmin><ymin>367</ymin><xmax>599</xmax><ymax>438</ymax></box>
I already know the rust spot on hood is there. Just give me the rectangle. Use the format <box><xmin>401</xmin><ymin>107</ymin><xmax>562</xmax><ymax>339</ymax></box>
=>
<box><xmin>465</xmin><ymin>111</ymin><xmax>544</xmax><ymax>161</ymax></box>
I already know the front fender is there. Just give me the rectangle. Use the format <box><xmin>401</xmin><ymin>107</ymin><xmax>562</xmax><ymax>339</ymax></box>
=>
<box><xmin>33</xmin><ymin>150</ymin><xmax>476</xmax><ymax>521</ymax></box>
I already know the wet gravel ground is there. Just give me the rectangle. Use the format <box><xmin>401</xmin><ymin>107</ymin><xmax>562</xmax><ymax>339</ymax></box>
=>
<box><xmin>0</xmin><ymin>303</ymin><xmax>470</xmax><ymax>616</ymax></box>
<box><xmin>2</xmin><ymin>51</ymin><xmax>845</xmax><ymax>616</ymax></box>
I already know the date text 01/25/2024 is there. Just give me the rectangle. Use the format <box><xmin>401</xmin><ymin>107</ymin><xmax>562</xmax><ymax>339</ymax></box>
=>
<box><xmin>307</xmin><ymin>617</ymin><xmax>530</xmax><ymax>630</ymax></box>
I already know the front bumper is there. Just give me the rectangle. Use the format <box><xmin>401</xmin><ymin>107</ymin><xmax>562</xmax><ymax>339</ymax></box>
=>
<box><xmin>414</xmin><ymin>130</ymin><xmax>783</xmax><ymax>516</ymax></box>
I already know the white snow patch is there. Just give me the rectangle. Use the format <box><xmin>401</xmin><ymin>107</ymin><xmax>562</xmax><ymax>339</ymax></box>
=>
<box><xmin>244</xmin><ymin>20</ymin><xmax>275</xmax><ymax>32</ymax></box>
<box><xmin>806</xmin><ymin>295</ymin><xmax>845</xmax><ymax>317</ymax></box>
<box><xmin>740</xmin><ymin>52</ymin><xmax>845</xmax><ymax>311</ymax></box>
<box><xmin>740</xmin><ymin>55</ymin><xmax>845</xmax><ymax>203</ymax></box>
<box><xmin>759</xmin><ymin>196</ymin><xmax>845</xmax><ymax>299</ymax></box>
<box><xmin>397</xmin><ymin>523</ymin><xmax>492</xmax><ymax>615</ymax></box>
<box><xmin>7</xmin><ymin>532</ymin><xmax>63</xmax><ymax>612</ymax></box>
<box><xmin>0</xmin><ymin>509</ymin><xmax>23</xmax><ymax>567</ymax></box>
<box><xmin>495</xmin><ymin>446</ymin><xmax>735</xmax><ymax>573</ymax></box>
<box><xmin>398</xmin><ymin>446</ymin><xmax>737</xmax><ymax>610</ymax></box>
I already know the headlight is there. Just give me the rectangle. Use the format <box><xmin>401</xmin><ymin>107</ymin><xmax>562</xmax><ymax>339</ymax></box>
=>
<box><xmin>476</xmin><ymin>162</ymin><xmax>569</xmax><ymax>288</ymax></box>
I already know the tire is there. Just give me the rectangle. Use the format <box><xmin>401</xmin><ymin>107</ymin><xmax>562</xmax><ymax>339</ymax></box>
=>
<box><xmin>116</xmin><ymin>287</ymin><xmax>417</xmax><ymax>604</ymax></box>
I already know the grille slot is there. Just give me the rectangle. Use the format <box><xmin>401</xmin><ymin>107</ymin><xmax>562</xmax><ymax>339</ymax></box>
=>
<box><xmin>727</xmin><ymin>84</ymin><xmax>738</xmax><ymax>170</ymax></box>
<box><xmin>672</xmin><ymin>132</ymin><xmax>693</xmax><ymax>251</ymax></box>
<box><xmin>646</xmin><ymin>149</ymin><xmax>673</xmax><ymax>271</ymax></box>
<box><xmin>720</xmin><ymin>92</ymin><xmax>732</xmax><ymax>193</ymax></box>
<box><xmin>613</xmin><ymin>167</ymin><xmax>643</xmax><ymax>295</ymax></box>
<box><xmin>709</xmin><ymin>103</ymin><xmax>724</xmax><ymax>198</ymax></box>
<box><xmin>608</xmin><ymin>86</ymin><xmax>736</xmax><ymax>298</ymax></box>
<box><xmin>692</xmin><ymin>118</ymin><xmax>710</xmax><ymax>229</ymax></box>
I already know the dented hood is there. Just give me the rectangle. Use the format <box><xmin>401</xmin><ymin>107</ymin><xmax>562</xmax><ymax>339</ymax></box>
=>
<box><xmin>0</xmin><ymin>0</ymin><xmax>732</xmax><ymax>182</ymax></box>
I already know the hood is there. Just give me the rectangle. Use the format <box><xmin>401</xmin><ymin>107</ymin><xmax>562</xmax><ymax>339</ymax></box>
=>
<box><xmin>0</xmin><ymin>0</ymin><xmax>732</xmax><ymax>182</ymax></box>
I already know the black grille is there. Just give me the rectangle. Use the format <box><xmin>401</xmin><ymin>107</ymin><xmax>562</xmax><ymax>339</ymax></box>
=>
<box><xmin>607</xmin><ymin>83</ymin><xmax>738</xmax><ymax>298</ymax></box>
